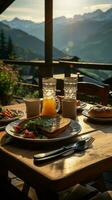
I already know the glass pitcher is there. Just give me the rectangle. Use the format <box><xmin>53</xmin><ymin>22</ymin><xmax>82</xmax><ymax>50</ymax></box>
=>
<box><xmin>41</xmin><ymin>78</ymin><xmax>60</xmax><ymax>117</ymax></box>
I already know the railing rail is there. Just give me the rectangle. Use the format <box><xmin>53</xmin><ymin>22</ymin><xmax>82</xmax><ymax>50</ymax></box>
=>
<box><xmin>17</xmin><ymin>82</ymin><xmax>39</xmax><ymax>88</ymax></box>
<box><xmin>3</xmin><ymin>59</ymin><xmax>112</xmax><ymax>97</ymax></box>
<box><xmin>3</xmin><ymin>59</ymin><xmax>112</xmax><ymax>69</ymax></box>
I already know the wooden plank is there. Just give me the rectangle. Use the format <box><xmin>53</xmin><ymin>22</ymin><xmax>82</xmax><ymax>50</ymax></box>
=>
<box><xmin>3</xmin><ymin>60</ymin><xmax>112</xmax><ymax>70</ymax></box>
<box><xmin>59</xmin><ymin>61</ymin><xmax>112</xmax><ymax>70</ymax></box>
<box><xmin>0</xmin><ymin>0</ymin><xmax>15</xmax><ymax>14</ymax></box>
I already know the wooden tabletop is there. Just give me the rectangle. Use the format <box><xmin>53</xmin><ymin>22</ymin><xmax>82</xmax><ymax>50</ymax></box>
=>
<box><xmin>0</xmin><ymin>103</ymin><xmax>112</xmax><ymax>199</ymax></box>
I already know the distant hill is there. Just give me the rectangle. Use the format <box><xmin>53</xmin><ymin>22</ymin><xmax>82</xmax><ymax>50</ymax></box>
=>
<box><xmin>2</xmin><ymin>17</ymin><xmax>44</xmax><ymax>41</ymax></box>
<box><xmin>73</xmin><ymin>22</ymin><xmax>112</xmax><ymax>63</ymax></box>
<box><xmin>0</xmin><ymin>22</ymin><xmax>65</xmax><ymax>60</ymax></box>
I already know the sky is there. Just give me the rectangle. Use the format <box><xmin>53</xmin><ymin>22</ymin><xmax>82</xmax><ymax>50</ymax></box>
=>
<box><xmin>1</xmin><ymin>0</ymin><xmax>112</xmax><ymax>22</ymax></box>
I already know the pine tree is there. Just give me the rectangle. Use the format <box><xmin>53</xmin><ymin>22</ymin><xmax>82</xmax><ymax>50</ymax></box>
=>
<box><xmin>0</xmin><ymin>29</ymin><xmax>8</xmax><ymax>59</ymax></box>
<box><xmin>7</xmin><ymin>35</ymin><xmax>15</xmax><ymax>59</ymax></box>
<box><xmin>0</xmin><ymin>30</ymin><xmax>16</xmax><ymax>59</ymax></box>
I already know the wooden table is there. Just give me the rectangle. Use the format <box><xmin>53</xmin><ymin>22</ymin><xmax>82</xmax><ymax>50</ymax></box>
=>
<box><xmin>0</xmin><ymin>103</ymin><xmax>112</xmax><ymax>200</ymax></box>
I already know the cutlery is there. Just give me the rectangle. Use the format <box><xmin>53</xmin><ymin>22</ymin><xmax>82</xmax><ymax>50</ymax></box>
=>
<box><xmin>33</xmin><ymin>136</ymin><xmax>92</xmax><ymax>159</ymax></box>
<box><xmin>34</xmin><ymin>137</ymin><xmax>94</xmax><ymax>164</ymax></box>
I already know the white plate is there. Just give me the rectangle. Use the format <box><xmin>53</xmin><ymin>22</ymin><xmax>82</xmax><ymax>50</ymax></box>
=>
<box><xmin>0</xmin><ymin>110</ymin><xmax>24</xmax><ymax>123</ymax></box>
<box><xmin>82</xmin><ymin>109</ymin><xmax>112</xmax><ymax>122</ymax></box>
<box><xmin>5</xmin><ymin>119</ymin><xmax>81</xmax><ymax>143</ymax></box>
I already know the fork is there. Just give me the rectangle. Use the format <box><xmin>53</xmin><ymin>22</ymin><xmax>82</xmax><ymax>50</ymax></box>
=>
<box><xmin>34</xmin><ymin>137</ymin><xmax>94</xmax><ymax>164</ymax></box>
<box><xmin>34</xmin><ymin>136</ymin><xmax>92</xmax><ymax>159</ymax></box>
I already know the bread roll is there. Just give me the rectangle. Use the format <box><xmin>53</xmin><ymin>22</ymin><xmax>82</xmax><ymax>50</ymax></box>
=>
<box><xmin>88</xmin><ymin>105</ymin><xmax>112</xmax><ymax>118</ymax></box>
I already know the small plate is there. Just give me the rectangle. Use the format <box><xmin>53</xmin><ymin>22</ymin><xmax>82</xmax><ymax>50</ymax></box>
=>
<box><xmin>82</xmin><ymin>109</ymin><xmax>112</xmax><ymax>122</ymax></box>
<box><xmin>0</xmin><ymin>110</ymin><xmax>24</xmax><ymax>123</ymax></box>
<box><xmin>5</xmin><ymin>119</ymin><xmax>81</xmax><ymax>143</ymax></box>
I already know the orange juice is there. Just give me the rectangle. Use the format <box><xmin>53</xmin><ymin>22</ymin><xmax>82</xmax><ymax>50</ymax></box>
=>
<box><xmin>41</xmin><ymin>98</ymin><xmax>57</xmax><ymax>117</ymax></box>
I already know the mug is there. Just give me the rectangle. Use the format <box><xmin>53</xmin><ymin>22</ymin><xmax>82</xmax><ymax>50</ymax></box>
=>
<box><xmin>62</xmin><ymin>76</ymin><xmax>78</xmax><ymax>119</ymax></box>
<box><xmin>24</xmin><ymin>98</ymin><xmax>42</xmax><ymax>118</ymax></box>
<box><xmin>62</xmin><ymin>98</ymin><xmax>77</xmax><ymax>120</ymax></box>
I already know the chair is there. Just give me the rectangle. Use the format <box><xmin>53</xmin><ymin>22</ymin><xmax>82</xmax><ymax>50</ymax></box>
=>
<box><xmin>77</xmin><ymin>82</ymin><xmax>110</xmax><ymax>105</ymax></box>
<box><xmin>56</xmin><ymin>79</ymin><xmax>110</xmax><ymax>105</ymax></box>
<box><xmin>0</xmin><ymin>179</ymin><xmax>31</xmax><ymax>200</ymax></box>
<box><xmin>63</xmin><ymin>184</ymin><xmax>112</xmax><ymax>200</ymax></box>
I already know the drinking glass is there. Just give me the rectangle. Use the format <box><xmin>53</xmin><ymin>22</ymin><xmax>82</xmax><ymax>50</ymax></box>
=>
<box><xmin>41</xmin><ymin>78</ymin><xmax>60</xmax><ymax>117</ymax></box>
<box><xmin>64</xmin><ymin>76</ymin><xmax>77</xmax><ymax>99</ymax></box>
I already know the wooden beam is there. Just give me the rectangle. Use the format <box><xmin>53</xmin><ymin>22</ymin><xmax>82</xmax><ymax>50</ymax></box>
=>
<box><xmin>45</xmin><ymin>0</ymin><xmax>53</xmax><ymax>76</ymax></box>
<box><xmin>0</xmin><ymin>0</ymin><xmax>15</xmax><ymax>14</ymax></box>
<box><xmin>3</xmin><ymin>60</ymin><xmax>112</xmax><ymax>70</ymax></box>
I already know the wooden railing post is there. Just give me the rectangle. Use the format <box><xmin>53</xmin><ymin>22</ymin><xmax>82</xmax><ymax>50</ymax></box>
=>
<box><xmin>45</xmin><ymin>0</ymin><xmax>53</xmax><ymax>77</ymax></box>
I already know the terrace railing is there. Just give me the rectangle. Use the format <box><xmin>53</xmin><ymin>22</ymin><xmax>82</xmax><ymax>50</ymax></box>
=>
<box><xmin>3</xmin><ymin>59</ymin><xmax>112</xmax><ymax>99</ymax></box>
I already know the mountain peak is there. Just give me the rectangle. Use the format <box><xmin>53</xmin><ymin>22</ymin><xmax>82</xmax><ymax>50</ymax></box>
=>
<box><xmin>10</xmin><ymin>17</ymin><xmax>37</xmax><ymax>25</ymax></box>
<box><xmin>53</xmin><ymin>16</ymin><xmax>67</xmax><ymax>24</ymax></box>
<box><xmin>83</xmin><ymin>9</ymin><xmax>103</xmax><ymax>19</ymax></box>
<box><xmin>93</xmin><ymin>9</ymin><xmax>103</xmax><ymax>14</ymax></box>
<box><xmin>105</xmin><ymin>7</ymin><xmax>112</xmax><ymax>14</ymax></box>
<box><xmin>13</xmin><ymin>17</ymin><xmax>20</xmax><ymax>21</ymax></box>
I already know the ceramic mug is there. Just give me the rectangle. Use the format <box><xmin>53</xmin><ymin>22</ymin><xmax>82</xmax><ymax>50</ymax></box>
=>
<box><xmin>24</xmin><ymin>98</ymin><xmax>42</xmax><ymax>118</ymax></box>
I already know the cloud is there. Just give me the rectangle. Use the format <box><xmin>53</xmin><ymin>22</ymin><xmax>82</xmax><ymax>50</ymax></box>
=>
<box><xmin>83</xmin><ymin>3</ymin><xmax>112</xmax><ymax>13</ymax></box>
<box><xmin>0</xmin><ymin>14</ymin><xmax>10</xmax><ymax>20</ymax></box>
<box><xmin>7</xmin><ymin>7</ymin><xmax>34</xmax><ymax>13</ymax></box>
<box><xmin>1</xmin><ymin>6</ymin><xmax>44</xmax><ymax>22</ymax></box>
<box><xmin>1</xmin><ymin>1</ymin><xmax>112</xmax><ymax>22</ymax></box>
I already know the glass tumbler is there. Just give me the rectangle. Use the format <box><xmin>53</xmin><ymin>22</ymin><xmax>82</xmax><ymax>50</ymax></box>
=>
<box><xmin>64</xmin><ymin>76</ymin><xmax>77</xmax><ymax>99</ymax></box>
<box><xmin>41</xmin><ymin>78</ymin><xmax>60</xmax><ymax>117</ymax></box>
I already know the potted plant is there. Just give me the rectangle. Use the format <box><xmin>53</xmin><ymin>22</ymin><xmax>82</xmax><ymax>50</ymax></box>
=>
<box><xmin>0</xmin><ymin>62</ymin><xmax>18</xmax><ymax>105</ymax></box>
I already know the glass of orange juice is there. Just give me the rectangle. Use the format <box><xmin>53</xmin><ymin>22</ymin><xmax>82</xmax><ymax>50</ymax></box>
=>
<box><xmin>41</xmin><ymin>78</ymin><xmax>60</xmax><ymax>117</ymax></box>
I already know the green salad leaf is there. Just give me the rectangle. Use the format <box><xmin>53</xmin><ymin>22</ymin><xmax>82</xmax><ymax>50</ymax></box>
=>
<box><xmin>25</xmin><ymin>116</ymin><xmax>53</xmax><ymax>131</ymax></box>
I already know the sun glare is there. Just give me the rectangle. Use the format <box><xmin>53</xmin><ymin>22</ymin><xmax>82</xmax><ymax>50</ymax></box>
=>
<box><xmin>53</xmin><ymin>0</ymin><xmax>86</xmax><ymax>18</ymax></box>
<box><xmin>53</xmin><ymin>0</ymin><xmax>112</xmax><ymax>19</ymax></box>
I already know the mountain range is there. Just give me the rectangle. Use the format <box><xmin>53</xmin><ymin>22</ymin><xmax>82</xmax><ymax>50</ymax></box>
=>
<box><xmin>0</xmin><ymin>22</ymin><xmax>65</xmax><ymax>61</ymax></box>
<box><xmin>2</xmin><ymin>8</ymin><xmax>112</xmax><ymax>63</ymax></box>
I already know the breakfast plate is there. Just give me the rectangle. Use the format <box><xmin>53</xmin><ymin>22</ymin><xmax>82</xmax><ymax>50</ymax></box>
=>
<box><xmin>0</xmin><ymin>109</ymin><xmax>24</xmax><ymax>123</ymax></box>
<box><xmin>0</xmin><ymin>109</ymin><xmax>24</xmax><ymax>131</ymax></box>
<box><xmin>5</xmin><ymin>117</ymin><xmax>81</xmax><ymax>143</ymax></box>
<box><xmin>82</xmin><ymin>109</ymin><xmax>112</xmax><ymax>122</ymax></box>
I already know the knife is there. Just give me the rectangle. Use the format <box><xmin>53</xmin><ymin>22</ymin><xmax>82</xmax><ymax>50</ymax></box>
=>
<box><xmin>33</xmin><ymin>139</ymin><xmax>89</xmax><ymax>164</ymax></box>
<box><xmin>33</xmin><ymin>137</ymin><xmax>89</xmax><ymax>159</ymax></box>
<box><xmin>34</xmin><ymin>137</ymin><xmax>91</xmax><ymax>159</ymax></box>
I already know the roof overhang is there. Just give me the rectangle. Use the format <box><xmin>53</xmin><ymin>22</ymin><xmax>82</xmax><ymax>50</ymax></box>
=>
<box><xmin>0</xmin><ymin>0</ymin><xmax>15</xmax><ymax>14</ymax></box>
